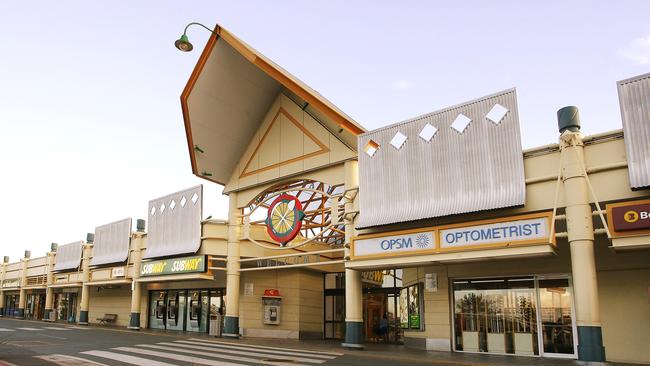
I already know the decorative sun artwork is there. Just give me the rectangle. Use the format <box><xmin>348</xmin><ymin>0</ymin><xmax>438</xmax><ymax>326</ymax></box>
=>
<box><xmin>265</xmin><ymin>194</ymin><xmax>305</xmax><ymax>245</ymax></box>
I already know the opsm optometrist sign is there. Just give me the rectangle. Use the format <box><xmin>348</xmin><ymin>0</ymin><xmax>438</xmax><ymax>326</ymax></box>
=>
<box><xmin>351</xmin><ymin>212</ymin><xmax>553</xmax><ymax>259</ymax></box>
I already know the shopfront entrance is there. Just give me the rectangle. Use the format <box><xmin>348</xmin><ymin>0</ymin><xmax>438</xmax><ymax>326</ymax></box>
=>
<box><xmin>25</xmin><ymin>292</ymin><xmax>46</xmax><ymax>320</ymax></box>
<box><xmin>452</xmin><ymin>276</ymin><xmax>577</xmax><ymax>358</ymax></box>
<box><xmin>148</xmin><ymin>289</ymin><xmax>223</xmax><ymax>333</ymax></box>
<box><xmin>55</xmin><ymin>292</ymin><xmax>78</xmax><ymax>323</ymax></box>
<box><xmin>3</xmin><ymin>293</ymin><xmax>19</xmax><ymax>317</ymax></box>
<box><xmin>324</xmin><ymin>270</ymin><xmax>404</xmax><ymax>344</ymax></box>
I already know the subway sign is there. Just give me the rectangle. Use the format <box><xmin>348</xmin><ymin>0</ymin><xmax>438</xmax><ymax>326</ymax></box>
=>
<box><xmin>140</xmin><ymin>255</ymin><xmax>206</xmax><ymax>277</ymax></box>
<box><xmin>351</xmin><ymin>212</ymin><xmax>553</xmax><ymax>260</ymax></box>
<box><xmin>607</xmin><ymin>199</ymin><xmax>650</xmax><ymax>235</ymax></box>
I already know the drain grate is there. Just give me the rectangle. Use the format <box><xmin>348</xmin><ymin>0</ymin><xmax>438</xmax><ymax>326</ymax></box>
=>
<box><xmin>261</xmin><ymin>358</ymin><xmax>297</xmax><ymax>363</ymax></box>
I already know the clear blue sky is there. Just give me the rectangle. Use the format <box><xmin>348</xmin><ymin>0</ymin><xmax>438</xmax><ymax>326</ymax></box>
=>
<box><xmin>1</xmin><ymin>1</ymin><xmax>649</xmax><ymax>261</ymax></box>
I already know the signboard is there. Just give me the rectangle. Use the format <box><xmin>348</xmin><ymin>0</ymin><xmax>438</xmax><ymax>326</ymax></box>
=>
<box><xmin>244</xmin><ymin>283</ymin><xmax>254</xmax><ymax>297</ymax></box>
<box><xmin>361</xmin><ymin>271</ymin><xmax>385</xmax><ymax>286</ymax></box>
<box><xmin>1</xmin><ymin>279</ymin><xmax>20</xmax><ymax>288</ymax></box>
<box><xmin>607</xmin><ymin>199</ymin><xmax>650</xmax><ymax>236</ymax></box>
<box><xmin>352</xmin><ymin>230</ymin><xmax>436</xmax><ymax>259</ymax></box>
<box><xmin>425</xmin><ymin>273</ymin><xmax>438</xmax><ymax>292</ymax></box>
<box><xmin>111</xmin><ymin>267</ymin><xmax>125</xmax><ymax>278</ymax></box>
<box><xmin>439</xmin><ymin>216</ymin><xmax>549</xmax><ymax>250</ymax></box>
<box><xmin>140</xmin><ymin>255</ymin><xmax>206</xmax><ymax>277</ymax></box>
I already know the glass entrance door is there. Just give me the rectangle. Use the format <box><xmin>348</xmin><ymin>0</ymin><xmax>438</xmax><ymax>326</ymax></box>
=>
<box><xmin>537</xmin><ymin>278</ymin><xmax>577</xmax><ymax>357</ymax></box>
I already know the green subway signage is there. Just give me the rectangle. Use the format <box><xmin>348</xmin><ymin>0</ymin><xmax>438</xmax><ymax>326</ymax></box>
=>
<box><xmin>140</xmin><ymin>255</ymin><xmax>206</xmax><ymax>277</ymax></box>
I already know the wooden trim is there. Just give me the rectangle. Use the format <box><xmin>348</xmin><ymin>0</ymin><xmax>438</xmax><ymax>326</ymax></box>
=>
<box><xmin>606</xmin><ymin>198</ymin><xmax>650</xmax><ymax>237</ymax></box>
<box><xmin>179</xmin><ymin>24</ymin><xmax>225</xmax><ymax>185</ymax></box>
<box><xmin>350</xmin><ymin>212</ymin><xmax>555</xmax><ymax>261</ymax></box>
<box><xmin>239</xmin><ymin>107</ymin><xmax>330</xmax><ymax>178</ymax></box>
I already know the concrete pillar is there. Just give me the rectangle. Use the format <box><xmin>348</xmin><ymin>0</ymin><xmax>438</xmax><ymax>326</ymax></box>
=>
<box><xmin>44</xmin><ymin>250</ymin><xmax>55</xmax><ymax>321</ymax></box>
<box><xmin>342</xmin><ymin>160</ymin><xmax>364</xmax><ymax>349</ymax></box>
<box><xmin>16</xmin><ymin>258</ymin><xmax>28</xmax><ymax>319</ymax></box>
<box><xmin>0</xmin><ymin>261</ymin><xmax>6</xmax><ymax>317</ymax></box>
<box><xmin>223</xmin><ymin>192</ymin><xmax>241</xmax><ymax>338</ymax></box>
<box><xmin>129</xmin><ymin>227</ymin><xmax>145</xmax><ymax>330</ymax></box>
<box><xmin>559</xmin><ymin>112</ymin><xmax>606</xmax><ymax>362</ymax></box>
<box><xmin>78</xmin><ymin>243</ymin><xmax>92</xmax><ymax>325</ymax></box>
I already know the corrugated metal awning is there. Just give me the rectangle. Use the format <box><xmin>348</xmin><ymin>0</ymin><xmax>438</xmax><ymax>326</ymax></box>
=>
<box><xmin>90</xmin><ymin>218</ymin><xmax>132</xmax><ymax>266</ymax></box>
<box><xmin>357</xmin><ymin>89</ymin><xmax>525</xmax><ymax>228</ymax></box>
<box><xmin>143</xmin><ymin>186</ymin><xmax>202</xmax><ymax>259</ymax></box>
<box><xmin>53</xmin><ymin>241</ymin><xmax>83</xmax><ymax>271</ymax></box>
<box><xmin>618</xmin><ymin>72</ymin><xmax>650</xmax><ymax>189</ymax></box>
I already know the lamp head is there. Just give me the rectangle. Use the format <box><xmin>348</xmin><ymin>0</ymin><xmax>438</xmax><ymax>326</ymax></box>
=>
<box><xmin>174</xmin><ymin>34</ymin><xmax>193</xmax><ymax>52</ymax></box>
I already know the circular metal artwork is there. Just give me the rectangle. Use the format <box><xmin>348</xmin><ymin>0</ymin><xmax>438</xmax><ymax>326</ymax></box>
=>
<box><xmin>266</xmin><ymin>194</ymin><xmax>305</xmax><ymax>245</ymax></box>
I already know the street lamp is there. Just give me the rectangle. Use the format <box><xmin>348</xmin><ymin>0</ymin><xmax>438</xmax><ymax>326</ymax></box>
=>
<box><xmin>175</xmin><ymin>22</ymin><xmax>217</xmax><ymax>52</ymax></box>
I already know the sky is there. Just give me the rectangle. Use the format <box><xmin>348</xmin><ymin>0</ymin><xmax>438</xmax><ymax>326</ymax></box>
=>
<box><xmin>0</xmin><ymin>1</ymin><xmax>649</xmax><ymax>261</ymax></box>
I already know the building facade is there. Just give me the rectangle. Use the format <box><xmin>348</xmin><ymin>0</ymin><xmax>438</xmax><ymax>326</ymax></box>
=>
<box><xmin>1</xmin><ymin>25</ymin><xmax>649</xmax><ymax>364</ymax></box>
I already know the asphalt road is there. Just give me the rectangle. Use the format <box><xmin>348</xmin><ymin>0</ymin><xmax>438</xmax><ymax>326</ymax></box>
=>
<box><xmin>0</xmin><ymin>317</ymin><xmax>407</xmax><ymax>366</ymax></box>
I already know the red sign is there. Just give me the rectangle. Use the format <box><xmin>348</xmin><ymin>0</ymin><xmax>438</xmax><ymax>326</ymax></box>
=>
<box><xmin>264</xmin><ymin>289</ymin><xmax>280</xmax><ymax>297</ymax></box>
<box><xmin>607</xmin><ymin>199</ymin><xmax>650</xmax><ymax>236</ymax></box>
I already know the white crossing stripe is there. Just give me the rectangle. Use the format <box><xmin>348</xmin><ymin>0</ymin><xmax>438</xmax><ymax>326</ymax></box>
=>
<box><xmin>170</xmin><ymin>341</ymin><xmax>327</xmax><ymax>364</ymax></box>
<box><xmin>81</xmin><ymin>350</ymin><xmax>180</xmax><ymax>366</ymax></box>
<box><xmin>42</xmin><ymin>327</ymin><xmax>71</xmax><ymax>331</ymax></box>
<box><xmin>35</xmin><ymin>354</ymin><xmax>111</xmax><ymax>365</ymax></box>
<box><xmin>143</xmin><ymin>343</ymin><xmax>307</xmax><ymax>366</ymax></box>
<box><xmin>187</xmin><ymin>338</ymin><xmax>343</xmax><ymax>356</ymax></box>
<box><xmin>115</xmin><ymin>346</ymin><xmax>252</xmax><ymax>366</ymax></box>
<box><xmin>0</xmin><ymin>360</ymin><xmax>20</xmax><ymax>366</ymax></box>
<box><xmin>0</xmin><ymin>328</ymin><xmax>15</xmax><ymax>332</ymax></box>
<box><xmin>16</xmin><ymin>327</ymin><xmax>41</xmax><ymax>331</ymax></box>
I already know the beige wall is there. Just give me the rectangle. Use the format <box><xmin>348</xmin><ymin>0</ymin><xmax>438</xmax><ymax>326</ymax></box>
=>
<box><xmin>87</xmin><ymin>285</ymin><xmax>131</xmax><ymax>327</ymax></box>
<box><xmin>239</xmin><ymin>268</ymin><xmax>324</xmax><ymax>339</ymax></box>
<box><xmin>599</xmin><ymin>269</ymin><xmax>650</xmax><ymax>364</ymax></box>
<box><xmin>401</xmin><ymin>236</ymin><xmax>650</xmax><ymax>363</ymax></box>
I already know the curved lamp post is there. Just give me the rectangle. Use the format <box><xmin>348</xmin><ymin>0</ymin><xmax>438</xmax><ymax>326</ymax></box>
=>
<box><xmin>175</xmin><ymin>22</ymin><xmax>217</xmax><ymax>52</ymax></box>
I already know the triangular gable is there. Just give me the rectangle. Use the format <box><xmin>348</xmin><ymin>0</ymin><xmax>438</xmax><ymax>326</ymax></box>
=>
<box><xmin>240</xmin><ymin>107</ymin><xmax>330</xmax><ymax>178</ymax></box>
<box><xmin>225</xmin><ymin>93</ymin><xmax>355</xmax><ymax>192</ymax></box>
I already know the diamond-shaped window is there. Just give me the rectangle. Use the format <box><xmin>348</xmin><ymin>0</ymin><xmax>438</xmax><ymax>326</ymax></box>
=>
<box><xmin>364</xmin><ymin>140</ymin><xmax>379</xmax><ymax>157</ymax></box>
<box><xmin>180</xmin><ymin>196</ymin><xmax>187</xmax><ymax>207</ymax></box>
<box><xmin>191</xmin><ymin>193</ymin><xmax>199</xmax><ymax>204</ymax></box>
<box><xmin>450</xmin><ymin>114</ymin><xmax>471</xmax><ymax>134</ymax></box>
<box><xmin>486</xmin><ymin>104</ymin><xmax>509</xmax><ymax>125</ymax></box>
<box><xmin>160</xmin><ymin>203</ymin><xmax>166</xmax><ymax>213</ymax></box>
<box><xmin>170</xmin><ymin>200</ymin><xmax>176</xmax><ymax>210</ymax></box>
<box><xmin>150</xmin><ymin>206</ymin><xmax>156</xmax><ymax>216</ymax></box>
<box><xmin>419</xmin><ymin>123</ymin><xmax>438</xmax><ymax>142</ymax></box>
<box><xmin>390</xmin><ymin>131</ymin><xmax>407</xmax><ymax>150</ymax></box>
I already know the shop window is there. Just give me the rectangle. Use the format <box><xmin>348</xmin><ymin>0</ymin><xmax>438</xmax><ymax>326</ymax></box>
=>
<box><xmin>399</xmin><ymin>283</ymin><xmax>424</xmax><ymax>330</ymax></box>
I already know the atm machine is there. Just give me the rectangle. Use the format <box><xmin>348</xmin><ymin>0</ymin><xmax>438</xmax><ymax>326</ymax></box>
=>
<box><xmin>187</xmin><ymin>291</ymin><xmax>201</xmax><ymax>332</ymax></box>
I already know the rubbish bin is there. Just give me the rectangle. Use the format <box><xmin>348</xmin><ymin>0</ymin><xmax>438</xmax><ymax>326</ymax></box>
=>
<box><xmin>209</xmin><ymin>314</ymin><xmax>222</xmax><ymax>337</ymax></box>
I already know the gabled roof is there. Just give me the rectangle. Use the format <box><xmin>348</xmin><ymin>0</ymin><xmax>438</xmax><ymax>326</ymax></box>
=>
<box><xmin>180</xmin><ymin>24</ymin><xmax>365</xmax><ymax>186</ymax></box>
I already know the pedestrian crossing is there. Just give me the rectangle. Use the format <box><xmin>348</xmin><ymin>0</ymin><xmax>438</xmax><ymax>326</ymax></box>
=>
<box><xmin>35</xmin><ymin>337</ymin><xmax>343</xmax><ymax>366</ymax></box>
<box><xmin>0</xmin><ymin>326</ymin><xmax>75</xmax><ymax>332</ymax></box>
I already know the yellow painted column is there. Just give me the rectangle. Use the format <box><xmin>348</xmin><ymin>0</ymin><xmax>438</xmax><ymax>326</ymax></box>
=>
<box><xmin>16</xmin><ymin>253</ymin><xmax>29</xmax><ymax>319</ymax></box>
<box><xmin>558</xmin><ymin>106</ymin><xmax>605</xmax><ymax>362</ymax></box>
<box><xmin>223</xmin><ymin>192</ymin><xmax>241</xmax><ymax>338</ymax></box>
<box><xmin>0</xmin><ymin>258</ymin><xmax>7</xmax><ymax>317</ymax></box>
<box><xmin>44</xmin><ymin>245</ymin><xmax>56</xmax><ymax>322</ymax></box>
<box><xmin>78</xmin><ymin>239</ymin><xmax>92</xmax><ymax>325</ymax></box>
<box><xmin>343</xmin><ymin>160</ymin><xmax>364</xmax><ymax>348</ymax></box>
<box><xmin>129</xmin><ymin>220</ymin><xmax>146</xmax><ymax>330</ymax></box>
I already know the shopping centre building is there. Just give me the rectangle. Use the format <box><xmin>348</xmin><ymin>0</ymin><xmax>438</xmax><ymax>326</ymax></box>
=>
<box><xmin>1</xmin><ymin>24</ymin><xmax>649</xmax><ymax>364</ymax></box>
